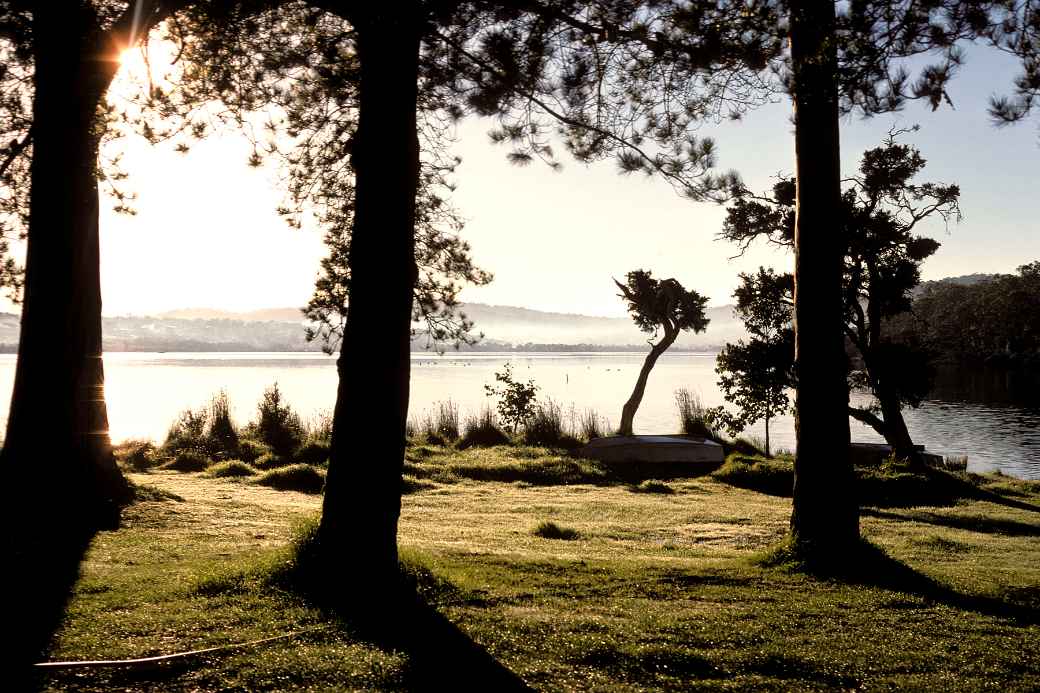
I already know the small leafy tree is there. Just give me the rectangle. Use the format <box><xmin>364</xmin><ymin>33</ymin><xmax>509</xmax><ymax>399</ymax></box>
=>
<box><xmin>484</xmin><ymin>363</ymin><xmax>538</xmax><ymax>434</ymax></box>
<box><xmin>708</xmin><ymin>269</ymin><xmax>794</xmax><ymax>457</ymax></box>
<box><xmin>247</xmin><ymin>383</ymin><xmax>304</xmax><ymax>458</ymax></box>
<box><xmin>616</xmin><ymin>270</ymin><xmax>709</xmax><ymax>436</ymax></box>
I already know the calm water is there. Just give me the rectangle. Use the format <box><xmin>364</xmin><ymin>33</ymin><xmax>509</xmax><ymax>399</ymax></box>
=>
<box><xmin>0</xmin><ymin>352</ymin><xmax>1035</xmax><ymax>479</ymax></box>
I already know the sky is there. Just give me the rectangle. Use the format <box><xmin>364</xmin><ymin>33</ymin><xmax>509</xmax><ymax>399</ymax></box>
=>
<box><xmin>21</xmin><ymin>40</ymin><xmax>1037</xmax><ymax>320</ymax></box>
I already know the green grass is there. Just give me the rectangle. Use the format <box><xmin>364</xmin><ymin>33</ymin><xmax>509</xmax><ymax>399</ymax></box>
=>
<box><xmin>32</xmin><ymin>447</ymin><xmax>1040</xmax><ymax>692</ymax></box>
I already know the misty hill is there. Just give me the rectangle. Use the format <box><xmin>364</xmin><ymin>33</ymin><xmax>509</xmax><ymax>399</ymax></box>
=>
<box><xmin>456</xmin><ymin>303</ymin><xmax>743</xmax><ymax>349</ymax></box>
<box><xmin>0</xmin><ymin>302</ymin><xmax>743</xmax><ymax>352</ymax></box>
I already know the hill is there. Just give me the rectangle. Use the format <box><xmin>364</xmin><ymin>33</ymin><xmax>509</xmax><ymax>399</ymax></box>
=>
<box><xmin>0</xmin><ymin>302</ymin><xmax>743</xmax><ymax>353</ymax></box>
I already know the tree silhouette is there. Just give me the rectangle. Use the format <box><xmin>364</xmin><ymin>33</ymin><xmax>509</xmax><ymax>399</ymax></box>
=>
<box><xmin>720</xmin><ymin>134</ymin><xmax>960</xmax><ymax>466</ymax></box>
<box><xmin>708</xmin><ymin>268</ymin><xmax>794</xmax><ymax>457</ymax></box>
<box><xmin>0</xmin><ymin>0</ymin><xmax>201</xmax><ymax>532</ymax></box>
<box><xmin>615</xmin><ymin>270</ymin><xmax>709</xmax><ymax>437</ymax></box>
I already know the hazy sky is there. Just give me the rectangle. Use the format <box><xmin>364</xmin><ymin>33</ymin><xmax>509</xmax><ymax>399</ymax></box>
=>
<box><xmin>23</xmin><ymin>41</ymin><xmax>1038</xmax><ymax>319</ymax></box>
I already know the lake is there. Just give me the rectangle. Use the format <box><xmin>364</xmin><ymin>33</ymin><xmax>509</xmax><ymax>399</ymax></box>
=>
<box><xmin>0</xmin><ymin>352</ymin><xmax>1036</xmax><ymax>479</ymax></box>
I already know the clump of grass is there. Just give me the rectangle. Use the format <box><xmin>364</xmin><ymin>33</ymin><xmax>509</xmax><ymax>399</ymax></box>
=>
<box><xmin>675</xmin><ymin>388</ymin><xmax>718</xmax><ymax>440</ymax></box>
<box><xmin>711</xmin><ymin>453</ymin><xmax>793</xmax><ymax>497</ymax></box>
<box><xmin>631</xmin><ymin>479</ymin><xmax>675</xmax><ymax>494</ymax></box>
<box><xmin>306</xmin><ymin>409</ymin><xmax>334</xmax><ymax>445</ymax></box>
<box><xmin>433</xmin><ymin>400</ymin><xmax>460</xmax><ymax>442</ymax></box>
<box><xmin>578</xmin><ymin>408</ymin><xmax>607</xmax><ymax>442</ymax></box>
<box><xmin>459</xmin><ymin>406</ymin><xmax>510</xmax><ymax>449</ymax></box>
<box><xmin>532</xmin><ymin>520</ymin><xmax>580</xmax><ymax>540</ymax></box>
<box><xmin>524</xmin><ymin>399</ymin><xmax>581</xmax><ymax>449</ymax></box>
<box><xmin>161</xmin><ymin>450</ymin><xmax>210</xmax><ymax>473</ymax></box>
<box><xmin>941</xmin><ymin>455</ymin><xmax>968</xmax><ymax>471</ymax></box>
<box><xmin>402</xmin><ymin>476</ymin><xmax>437</xmax><ymax>494</ymax></box>
<box><xmin>253</xmin><ymin>464</ymin><xmax>326</xmax><ymax>494</ymax></box>
<box><xmin>206</xmin><ymin>460</ymin><xmax>258</xmax><ymax>478</ymax></box>
<box><xmin>114</xmin><ymin>439</ymin><xmax>160</xmax><ymax>471</ymax></box>
<box><xmin>413</xmin><ymin>448</ymin><xmax>608</xmax><ymax>486</ymax></box>
<box><xmin>911</xmin><ymin>534</ymin><xmax>971</xmax><ymax>553</ymax></box>
<box><xmin>129</xmin><ymin>481</ymin><xmax>184</xmax><ymax>502</ymax></box>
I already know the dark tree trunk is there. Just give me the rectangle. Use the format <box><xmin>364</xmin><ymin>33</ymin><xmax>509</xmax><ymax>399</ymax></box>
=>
<box><xmin>618</xmin><ymin>331</ymin><xmax>676</xmax><ymax>436</ymax></box>
<box><xmin>2</xmin><ymin>7</ymin><xmax>127</xmax><ymax>531</ymax></box>
<box><xmin>788</xmin><ymin>0</ymin><xmax>859</xmax><ymax>551</ymax></box>
<box><xmin>764</xmin><ymin>412</ymin><xmax>770</xmax><ymax>458</ymax></box>
<box><xmin>319</xmin><ymin>12</ymin><xmax>421</xmax><ymax>591</ymax></box>
<box><xmin>875</xmin><ymin>385</ymin><xmax>921</xmax><ymax>465</ymax></box>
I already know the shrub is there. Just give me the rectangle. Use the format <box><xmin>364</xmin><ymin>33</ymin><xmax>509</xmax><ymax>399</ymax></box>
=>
<box><xmin>205</xmin><ymin>390</ymin><xmax>239</xmax><ymax>459</ymax></box>
<box><xmin>237</xmin><ymin>439</ymin><xmax>270</xmax><ymax>464</ymax></box>
<box><xmin>254</xmin><ymin>452</ymin><xmax>291</xmax><ymax>470</ymax></box>
<box><xmin>296</xmin><ymin>441</ymin><xmax>331</xmax><ymax>467</ymax></box>
<box><xmin>675</xmin><ymin>388</ymin><xmax>718</xmax><ymax>440</ymax></box>
<box><xmin>459</xmin><ymin>407</ymin><xmax>511</xmax><ymax>449</ymax></box>
<box><xmin>711</xmin><ymin>453</ymin><xmax>793</xmax><ymax>496</ymax></box>
<box><xmin>114</xmin><ymin>440</ymin><xmax>160</xmax><ymax>471</ymax></box>
<box><xmin>532</xmin><ymin>520</ymin><xmax>580</xmax><ymax>540</ymax></box>
<box><xmin>162</xmin><ymin>450</ymin><xmax>211</xmax><ymax>473</ymax></box>
<box><xmin>206</xmin><ymin>460</ymin><xmax>257</xmax><ymax>478</ymax></box>
<box><xmin>247</xmin><ymin>383</ymin><xmax>304</xmax><ymax>457</ymax></box>
<box><xmin>484</xmin><ymin>363</ymin><xmax>539</xmax><ymax>433</ymax></box>
<box><xmin>163</xmin><ymin>406</ymin><xmax>209</xmax><ymax>455</ymax></box>
<box><xmin>254</xmin><ymin>464</ymin><xmax>326</xmax><ymax>494</ymax></box>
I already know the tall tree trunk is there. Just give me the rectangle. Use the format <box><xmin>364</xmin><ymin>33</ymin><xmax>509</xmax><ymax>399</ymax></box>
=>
<box><xmin>788</xmin><ymin>0</ymin><xmax>859</xmax><ymax>551</ymax></box>
<box><xmin>319</xmin><ymin>11</ymin><xmax>421</xmax><ymax>592</ymax></box>
<box><xmin>3</xmin><ymin>7</ymin><xmax>127</xmax><ymax>532</ymax></box>
<box><xmin>618</xmin><ymin>332</ymin><xmax>675</xmax><ymax>436</ymax></box>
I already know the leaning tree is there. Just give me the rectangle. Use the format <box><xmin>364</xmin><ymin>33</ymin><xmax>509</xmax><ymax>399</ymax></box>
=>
<box><xmin>615</xmin><ymin>270</ymin><xmax>709</xmax><ymax>437</ymax></box>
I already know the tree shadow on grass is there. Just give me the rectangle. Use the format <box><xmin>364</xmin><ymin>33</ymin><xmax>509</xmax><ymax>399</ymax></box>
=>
<box><xmin>862</xmin><ymin>507</ymin><xmax>1040</xmax><ymax>537</ymax></box>
<box><xmin>758</xmin><ymin>537</ymin><xmax>1040</xmax><ymax>626</ymax></box>
<box><xmin>268</xmin><ymin>535</ymin><xmax>531</xmax><ymax>691</ymax></box>
<box><xmin>10</xmin><ymin>529</ymin><xmax>96</xmax><ymax>691</ymax></box>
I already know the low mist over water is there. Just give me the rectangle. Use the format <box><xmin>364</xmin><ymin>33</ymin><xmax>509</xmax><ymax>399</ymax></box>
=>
<box><xmin>0</xmin><ymin>352</ymin><xmax>1035</xmax><ymax>479</ymax></box>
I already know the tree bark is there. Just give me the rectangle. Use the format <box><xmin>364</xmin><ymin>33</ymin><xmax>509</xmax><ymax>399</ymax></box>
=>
<box><xmin>618</xmin><ymin>331</ymin><xmax>676</xmax><ymax>436</ymax></box>
<box><xmin>764</xmin><ymin>412</ymin><xmax>770</xmax><ymax>458</ymax></box>
<box><xmin>319</xmin><ymin>11</ymin><xmax>421</xmax><ymax>592</ymax></box>
<box><xmin>2</xmin><ymin>6</ymin><xmax>128</xmax><ymax>531</ymax></box>
<box><xmin>875</xmin><ymin>384</ymin><xmax>921</xmax><ymax>465</ymax></box>
<box><xmin>788</xmin><ymin>0</ymin><xmax>859</xmax><ymax>551</ymax></box>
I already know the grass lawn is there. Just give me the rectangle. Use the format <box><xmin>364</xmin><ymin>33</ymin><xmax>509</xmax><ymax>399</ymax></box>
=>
<box><xmin>33</xmin><ymin>445</ymin><xmax>1040</xmax><ymax>691</ymax></box>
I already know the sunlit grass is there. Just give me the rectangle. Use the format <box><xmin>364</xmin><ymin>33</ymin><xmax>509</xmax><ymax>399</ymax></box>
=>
<box><xmin>38</xmin><ymin>446</ymin><xmax>1040</xmax><ymax>691</ymax></box>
